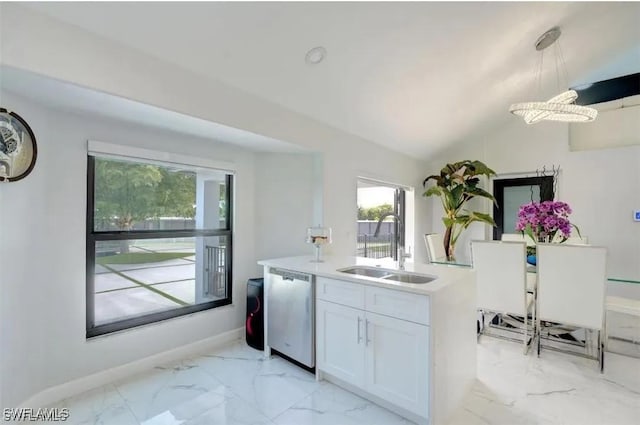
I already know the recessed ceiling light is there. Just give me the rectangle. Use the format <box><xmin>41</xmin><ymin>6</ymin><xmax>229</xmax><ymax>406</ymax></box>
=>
<box><xmin>305</xmin><ymin>46</ymin><xmax>327</xmax><ymax>65</ymax></box>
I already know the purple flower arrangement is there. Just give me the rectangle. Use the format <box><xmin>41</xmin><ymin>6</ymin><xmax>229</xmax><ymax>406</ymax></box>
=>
<box><xmin>516</xmin><ymin>200</ymin><xmax>576</xmax><ymax>244</ymax></box>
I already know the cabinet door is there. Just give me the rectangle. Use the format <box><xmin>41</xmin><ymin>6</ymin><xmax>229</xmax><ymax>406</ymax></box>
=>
<box><xmin>365</xmin><ymin>311</ymin><xmax>429</xmax><ymax>418</ymax></box>
<box><xmin>316</xmin><ymin>300</ymin><xmax>365</xmax><ymax>387</ymax></box>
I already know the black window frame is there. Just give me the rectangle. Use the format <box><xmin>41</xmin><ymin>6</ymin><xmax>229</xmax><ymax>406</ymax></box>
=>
<box><xmin>86</xmin><ymin>155</ymin><xmax>233</xmax><ymax>338</ymax></box>
<box><xmin>492</xmin><ymin>176</ymin><xmax>554</xmax><ymax>240</ymax></box>
<box><xmin>393</xmin><ymin>187</ymin><xmax>406</xmax><ymax>261</ymax></box>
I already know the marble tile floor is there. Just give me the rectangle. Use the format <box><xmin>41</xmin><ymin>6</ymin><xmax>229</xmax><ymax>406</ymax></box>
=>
<box><xmin>35</xmin><ymin>337</ymin><xmax>639</xmax><ymax>425</ymax></box>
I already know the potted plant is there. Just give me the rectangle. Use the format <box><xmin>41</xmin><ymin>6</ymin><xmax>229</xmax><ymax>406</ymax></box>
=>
<box><xmin>516</xmin><ymin>200</ymin><xmax>581</xmax><ymax>264</ymax></box>
<box><xmin>423</xmin><ymin>160</ymin><xmax>497</xmax><ymax>260</ymax></box>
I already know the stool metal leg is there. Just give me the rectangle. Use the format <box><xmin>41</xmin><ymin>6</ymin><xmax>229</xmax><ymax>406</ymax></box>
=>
<box><xmin>523</xmin><ymin>310</ymin><xmax>528</xmax><ymax>354</ymax></box>
<box><xmin>598</xmin><ymin>330</ymin><xmax>604</xmax><ymax>373</ymax></box>
<box><xmin>537</xmin><ymin>317</ymin><xmax>541</xmax><ymax>356</ymax></box>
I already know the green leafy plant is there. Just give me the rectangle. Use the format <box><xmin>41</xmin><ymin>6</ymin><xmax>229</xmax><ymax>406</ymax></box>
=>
<box><xmin>357</xmin><ymin>203</ymin><xmax>394</xmax><ymax>221</ymax></box>
<box><xmin>423</xmin><ymin>160</ymin><xmax>497</xmax><ymax>260</ymax></box>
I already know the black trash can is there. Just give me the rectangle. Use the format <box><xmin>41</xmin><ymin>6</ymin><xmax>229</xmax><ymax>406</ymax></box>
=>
<box><xmin>246</xmin><ymin>278</ymin><xmax>264</xmax><ymax>350</ymax></box>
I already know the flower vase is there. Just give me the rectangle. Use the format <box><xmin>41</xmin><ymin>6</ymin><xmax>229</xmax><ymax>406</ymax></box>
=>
<box><xmin>446</xmin><ymin>243</ymin><xmax>456</xmax><ymax>262</ymax></box>
<box><xmin>526</xmin><ymin>246</ymin><xmax>537</xmax><ymax>266</ymax></box>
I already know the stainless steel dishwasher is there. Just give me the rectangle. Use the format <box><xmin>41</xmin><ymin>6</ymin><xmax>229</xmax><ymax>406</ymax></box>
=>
<box><xmin>267</xmin><ymin>267</ymin><xmax>315</xmax><ymax>368</ymax></box>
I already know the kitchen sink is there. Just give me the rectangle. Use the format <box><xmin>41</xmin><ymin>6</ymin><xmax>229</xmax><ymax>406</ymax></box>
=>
<box><xmin>337</xmin><ymin>266</ymin><xmax>435</xmax><ymax>284</ymax></box>
<box><xmin>383</xmin><ymin>273</ymin><xmax>436</xmax><ymax>284</ymax></box>
<box><xmin>338</xmin><ymin>266</ymin><xmax>392</xmax><ymax>278</ymax></box>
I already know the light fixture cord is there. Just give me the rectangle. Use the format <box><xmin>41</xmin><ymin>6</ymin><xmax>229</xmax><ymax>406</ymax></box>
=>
<box><xmin>557</xmin><ymin>40</ymin><xmax>571</xmax><ymax>95</ymax></box>
<box><xmin>536</xmin><ymin>48</ymin><xmax>545</xmax><ymax>99</ymax></box>
<box><xmin>554</xmin><ymin>43</ymin><xmax>561</xmax><ymax>93</ymax></box>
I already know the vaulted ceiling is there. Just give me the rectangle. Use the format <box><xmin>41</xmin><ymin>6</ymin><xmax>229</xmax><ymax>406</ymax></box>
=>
<box><xmin>23</xmin><ymin>2</ymin><xmax>640</xmax><ymax>158</ymax></box>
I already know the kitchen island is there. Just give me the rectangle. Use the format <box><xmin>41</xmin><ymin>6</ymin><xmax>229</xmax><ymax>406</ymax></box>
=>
<box><xmin>257</xmin><ymin>255</ymin><xmax>476</xmax><ymax>425</ymax></box>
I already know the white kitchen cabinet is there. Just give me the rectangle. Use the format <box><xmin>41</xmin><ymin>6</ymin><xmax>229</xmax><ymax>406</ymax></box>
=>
<box><xmin>316</xmin><ymin>299</ymin><xmax>365</xmax><ymax>387</ymax></box>
<box><xmin>317</xmin><ymin>281</ymin><xmax>430</xmax><ymax>420</ymax></box>
<box><xmin>366</xmin><ymin>284</ymin><xmax>430</xmax><ymax>325</ymax></box>
<box><xmin>260</xmin><ymin>257</ymin><xmax>477</xmax><ymax>425</ymax></box>
<box><xmin>365</xmin><ymin>311</ymin><xmax>429</xmax><ymax>418</ymax></box>
<box><xmin>317</xmin><ymin>276</ymin><xmax>365</xmax><ymax>309</ymax></box>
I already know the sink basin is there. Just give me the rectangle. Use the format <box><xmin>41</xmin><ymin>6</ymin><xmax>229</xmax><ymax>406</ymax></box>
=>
<box><xmin>338</xmin><ymin>266</ymin><xmax>391</xmax><ymax>278</ymax></box>
<box><xmin>337</xmin><ymin>266</ymin><xmax>435</xmax><ymax>284</ymax></box>
<box><xmin>383</xmin><ymin>273</ymin><xmax>436</xmax><ymax>284</ymax></box>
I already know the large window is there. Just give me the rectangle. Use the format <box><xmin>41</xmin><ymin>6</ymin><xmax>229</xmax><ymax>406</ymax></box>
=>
<box><xmin>86</xmin><ymin>155</ymin><xmax>233</xmax><ymax>337</ymax></box>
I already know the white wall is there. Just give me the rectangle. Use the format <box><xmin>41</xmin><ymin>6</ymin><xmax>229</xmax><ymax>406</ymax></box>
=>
<box><xmin>245</xmin><ymin>126</ymin><xmax>431</xmax><ymax>264</ymax></box>
<box><xmin>428</xmin><ymin>119</ymin><xmax>640</xmax><ymax>283</ymax></box>
<box><xmin>321</xmin><ymin>144</ymin><xmax>427</xmax><ymax>261</ymax></box>
<box><xmin>254</xmin><ymin>153</ymin><xmax>317</xmax><ymax>260</ymax></box>
<box><xmin>0</xmin><ymin>92</ymin><xmax>259</xmax><ymax>408</ymax></box>
<box><xmin>251</xmin><ymin>137</ymin><xmax>431</xmax><ymax>265</ymax></box>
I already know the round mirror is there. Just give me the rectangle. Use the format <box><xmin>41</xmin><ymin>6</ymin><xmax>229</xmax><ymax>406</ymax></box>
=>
<box><xmin>0</xmin><ymin>108</ymin><xmax>37</xmax><ymax>182</ymax></box>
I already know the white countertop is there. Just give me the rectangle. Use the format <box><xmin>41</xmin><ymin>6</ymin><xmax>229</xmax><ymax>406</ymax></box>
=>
<box><xmin>258</xmin><ymin>255</ymin><xmax>474</xmax><ymax>295</ymax></box>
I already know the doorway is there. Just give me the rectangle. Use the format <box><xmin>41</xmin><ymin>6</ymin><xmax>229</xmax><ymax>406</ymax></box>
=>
<box><xmin>493</xmin><ymin>176</ymin><xmax>554</xmax><ymax>240</ymax></box>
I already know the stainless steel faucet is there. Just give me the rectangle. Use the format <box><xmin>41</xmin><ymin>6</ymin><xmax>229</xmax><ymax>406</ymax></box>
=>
<box><xmin>373</xmin><ymin>212</ymin><xmax>411</xmax><ymax>270</ymax></box>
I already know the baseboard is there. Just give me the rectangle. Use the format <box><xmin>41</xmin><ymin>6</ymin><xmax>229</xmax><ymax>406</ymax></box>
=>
<box><xmin>18</xmin><ymin>327</ymin><xmax>243</xmax><ymax>409</ymax></box>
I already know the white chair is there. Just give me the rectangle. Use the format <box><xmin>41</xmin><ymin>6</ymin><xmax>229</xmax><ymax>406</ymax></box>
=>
<box><xmin>424</xmin><ymin>233</ymin><xmax>446</xmax><ymax>262</ymax></box>
<box><xmin>501</xmin><ymin>233</ymin><xmax>535</xmax><ymax>247</ymax></box>
<box><xmin>565</xmin><ymin>235</ymin><xmax>589</xmax><ymax>245</ymax></box>
<box><xmin>471</xmin><ymin>240</ymin><xmax>535</xmax><ymax>353</ymax></box>
<box><xmin>502</xmin><ymin>232</ymin><xmax>588</xmax><ymax>246</ymax></box>
<box><xmin>536</xmin><ymin>243</ymin><xmax>607</xmax><ymax>371</ymax></box>
<box><xmin>501</xmin><ymin>233</ymin><xmax>537</xmax><ymax>292</ymax></box>
<box><xmin>551</xmin><ymin>233</ymin><xmax>589</xmax><ymax>244</ymax></box>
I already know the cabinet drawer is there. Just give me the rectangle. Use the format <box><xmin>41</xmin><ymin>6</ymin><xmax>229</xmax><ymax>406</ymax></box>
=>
<box><xmin>365</xmin><ymin>286</ymin><xmax>430</xmax><ymax>325</ymax></box>
<box><xmin>316</xmin><ymin>277</ymin><xmax>365</xmax><ymax>309</ymax></box>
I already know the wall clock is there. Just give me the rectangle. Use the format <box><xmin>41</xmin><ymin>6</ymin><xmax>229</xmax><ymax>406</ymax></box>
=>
<box><xmin>0</xmin><ymin>108</ymin><xmax>37</xmax><ymax>182</ymax></box>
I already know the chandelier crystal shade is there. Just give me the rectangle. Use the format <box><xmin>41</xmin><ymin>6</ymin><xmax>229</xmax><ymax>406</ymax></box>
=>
<box><xmin>510</xmin><ymin>90</ymin><xmax>598</xmax><ymax>124</ymax></box>
<box><xmin>509</xmin><ymin>27</ymin><xmax>598</xmax><ymax>124</ymax></box>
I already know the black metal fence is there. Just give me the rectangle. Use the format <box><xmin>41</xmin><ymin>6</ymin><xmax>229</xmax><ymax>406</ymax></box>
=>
<box><xmin>356</xmin><ymin>233</ymin><xmax>396</xmax><ymax>259</ymax></box>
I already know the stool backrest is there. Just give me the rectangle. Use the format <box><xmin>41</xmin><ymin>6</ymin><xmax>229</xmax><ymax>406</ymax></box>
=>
<box><xmin>537</xmin><ymin>243</ymin><xmax>606</xmax><ymax>329</ymax></box>
<box><xmin>424</xmin><ymin>233</ymin><xmax>446</xmax><ymax>262</ymax></box>
<box><xmin>472</xmin><ymin>240</ymin><xmax>528</xmax><ymax>314</ymax></box>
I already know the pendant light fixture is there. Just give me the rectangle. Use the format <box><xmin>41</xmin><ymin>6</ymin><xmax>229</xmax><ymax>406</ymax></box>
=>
<box><xmin>509</xmin><ymin>27</ymin><xmax>597</xmax><ymax>124</ymax></box>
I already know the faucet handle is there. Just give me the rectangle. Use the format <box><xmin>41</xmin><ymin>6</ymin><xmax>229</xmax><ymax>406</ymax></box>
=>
<box><xmin>398</xmin><ymin>247</ymin><xmax>411</xmax><ymax>270</ymax></box>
